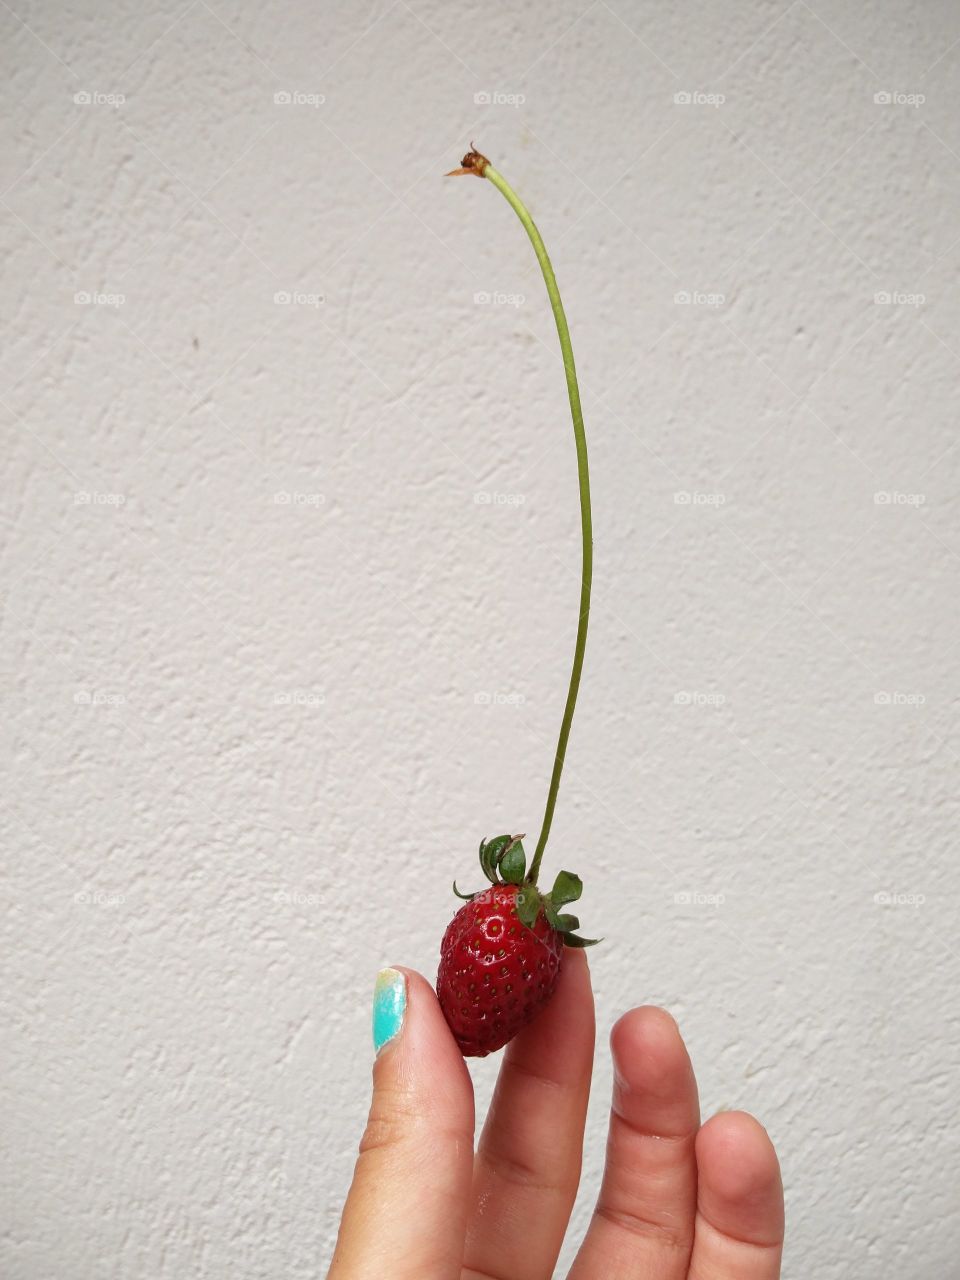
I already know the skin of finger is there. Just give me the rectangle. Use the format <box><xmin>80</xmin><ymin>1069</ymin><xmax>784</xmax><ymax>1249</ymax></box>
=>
<box><xmin>462</xmin><ymin>950</ymin><xmax>595</xmax><ymax>1280</ymax></box>
<box><xmin>687</xmin><ymin>1111</ymin><xmax>784</xmax><ymax>1280</ymax></box>
<box><xmin>568</xmin><ymin>1006</ymin><xmax>701</xmax><ymax>1280</ymax></box>
<box><xmin>327</xmin><ymin>969</ymin><xmax>475</xmax><ymax>1280</ymax></box>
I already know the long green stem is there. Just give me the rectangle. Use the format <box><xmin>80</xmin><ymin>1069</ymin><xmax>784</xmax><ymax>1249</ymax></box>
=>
<box><xmin>467</xmin><ymin>157</ymin><xmax>592</xmax><ymax>885</ymax></box>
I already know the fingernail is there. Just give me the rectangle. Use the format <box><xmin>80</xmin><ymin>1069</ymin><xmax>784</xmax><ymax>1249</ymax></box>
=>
<box><xmin>373</xmin><ymin>967</ymin><xmax>407</xmax><ymax>1054</ymax></box>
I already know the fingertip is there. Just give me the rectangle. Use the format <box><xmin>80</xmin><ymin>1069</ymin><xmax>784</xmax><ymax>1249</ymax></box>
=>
<box><xmin>504</xmin><ymin>940</ymin><xmax>596</xmax><ymax>1083</ymax></box>
<box><xmin>696</xmin><ymin>1110</ymin><xmax>780</xmax><ymax>1196</ymax></box>
<box><xmin>607</xmin><ymin>1006</ymin><xmax>699</xmax><ymax>1143</ymax></box>
<box><xmin>557</xmin><ymin>944</ymin><xmax>593</xmax><ymax>1000</ymax></box>
<box><xmin>611</xmin><ymin>1004</ymin><xmax>679</xmax><ymax>1039</ymax></box>
<box><xmin>696</xmin><ymin>1110</ymin><xmax>784</xmax><ymax>1244</ymax></box>
<box><xmin>391</xmin><ymin>964</ymin><xmax>439</xmax><ymax>1011</ymax></box>
<box><xmin>551</xmin><ymin>947</ymin><xmax>595</xmax><ymax>1032</ymax></box>
<box><xmin>373</xmin><ymin>966</ymin><xmax>473</xmax><ymax>1104</ymax></box>
<box><xmin>610</xmin><ymin>1006</ymin><xmax>686</xmax><ymax>1094</ymax></box>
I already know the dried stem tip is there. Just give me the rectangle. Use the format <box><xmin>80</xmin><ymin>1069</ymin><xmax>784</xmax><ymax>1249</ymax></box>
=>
<box><xmin>446</xmin><ymin>144</ymin><xmax>490</xmax><ymax>177</ymax></box>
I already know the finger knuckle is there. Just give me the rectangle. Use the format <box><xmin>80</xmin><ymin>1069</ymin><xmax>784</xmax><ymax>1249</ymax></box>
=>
<box><xmin>358</xmin><ymin>1093</ymin><xmax>420</xmax><ymax>1158</ymax></box>
<box><xmin>595</xmin><ymin>1200</ymin><xmax>690</xmax><ymax>1254</ymax></box>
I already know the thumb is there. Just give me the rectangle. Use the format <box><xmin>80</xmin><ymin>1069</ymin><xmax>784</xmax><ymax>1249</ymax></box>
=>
<box><xmin>328</xmin><ymin>967</ymin><xmax>475</xmax><ymax>1280</ymax></box>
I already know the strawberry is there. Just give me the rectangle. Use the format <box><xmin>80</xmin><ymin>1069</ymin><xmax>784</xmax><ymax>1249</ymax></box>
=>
<box><xmin>437</xmin><ymin>836</ymin><xmax>596</xmax><ymax>1057</ymax></box>
<box><xmin>436</xmin><ymin>149</ymin><xmax>599</xmax><ymax>1055</ymax></box>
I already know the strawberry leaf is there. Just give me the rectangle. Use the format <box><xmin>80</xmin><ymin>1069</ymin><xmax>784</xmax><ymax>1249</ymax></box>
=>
<box><xmin>486</xmin><ymin>835</ymin><xmax>513</xmax><ymax>857</ymax></box>
<box><xmin>556</xmin><ymin>912</ymin><xmax>580</xmax><ymax>931</ymax></box>
<box><xmin>543</xmin><ymin>901</ymin><xmax>561</xmax><ymax>929</ymax></box>
<box><xmin>562</xmin><ymin>933</ymin><xmax>601</xmax><ymax>948</ymax></box>
<box><xmin>479</xmin><ymin>838</ymin><xmax>501</xmax><ymax>884</ymax></box>
<box><xmin>485</xmin><ymin>835</ymin><xmax>512</xmax><ymax>867</ymax></box>
<box><xmin>515</xmin><ymin>887</ymin><xmax>541</xmax><ymax>928</ymax></box>
<box><xmin>550</xmin><ymin>871</ymin><xmax>583</xmax><ymax>909</ymax></box>
<box><xmin>453</xmin><ymin>881</ymin><xmax>476</xmax><ymax>900</ymax></box>
<box><xmin>500</xmin><ymin>839</ymin><xmax>526</xmax><ymax>884</ymax></box>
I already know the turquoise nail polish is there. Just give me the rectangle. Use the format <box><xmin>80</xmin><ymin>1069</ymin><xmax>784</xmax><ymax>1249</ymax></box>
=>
<box><xmin>373</xmin><ymin>968</ymin><xmax>406</xmax><ymax>1053</ymax></box>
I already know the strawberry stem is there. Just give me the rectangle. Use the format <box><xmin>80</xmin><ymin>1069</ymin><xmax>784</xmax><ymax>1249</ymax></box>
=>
<box><xmin>451</xmin><ymin>149</ymin><xmax>592</xmax><ymax>886</ymax></box>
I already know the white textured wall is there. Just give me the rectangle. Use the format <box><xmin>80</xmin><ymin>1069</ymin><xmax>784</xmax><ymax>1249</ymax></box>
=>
<box><xmin>3</xmin><ymin>1</ymin><xmax>959</xmax><ymax>1276</ymax></box>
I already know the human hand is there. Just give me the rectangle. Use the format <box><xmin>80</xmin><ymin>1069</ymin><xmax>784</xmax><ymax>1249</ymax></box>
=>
<box><xmin>328</xmin><ymin>957</ymin><xmax>784</xmax><ymax>1278</ymax></box>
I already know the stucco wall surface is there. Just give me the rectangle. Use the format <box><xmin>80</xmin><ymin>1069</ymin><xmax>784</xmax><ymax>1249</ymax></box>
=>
<box><xmin>2</xmin><ymin>1</ymin><xmax>959</xmax><ymax>1277</ymax></box>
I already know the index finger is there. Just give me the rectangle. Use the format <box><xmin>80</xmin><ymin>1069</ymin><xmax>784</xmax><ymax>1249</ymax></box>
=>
<box><xmin>463</xmin><ymin>949</ymin><xmax>596</xmax><ymax>1280</ymax></box>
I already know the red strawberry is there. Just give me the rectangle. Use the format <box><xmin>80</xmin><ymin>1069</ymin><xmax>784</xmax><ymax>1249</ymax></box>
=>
<box><xmin>438</xmin><ymin>885</ymin><xmax>561</xmax><ymax>1057</ymax></box>
<box><xmin>437</xmin><ymin>835</ymin><xmax>597</xmax><ymax>1057</ymax></box>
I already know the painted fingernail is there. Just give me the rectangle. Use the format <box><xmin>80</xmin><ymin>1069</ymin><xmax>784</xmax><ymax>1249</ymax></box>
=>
<box><xmin>373</xmin><ymin>967</ymin><xmax>407</xmax><ymax>1053</ymax></box>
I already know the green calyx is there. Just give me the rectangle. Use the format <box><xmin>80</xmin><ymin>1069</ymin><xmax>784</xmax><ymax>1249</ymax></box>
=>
<box><xmin>453</xmin><ymin>836</ymin><xmax>600</xmax><ymax>947</ymax></box>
